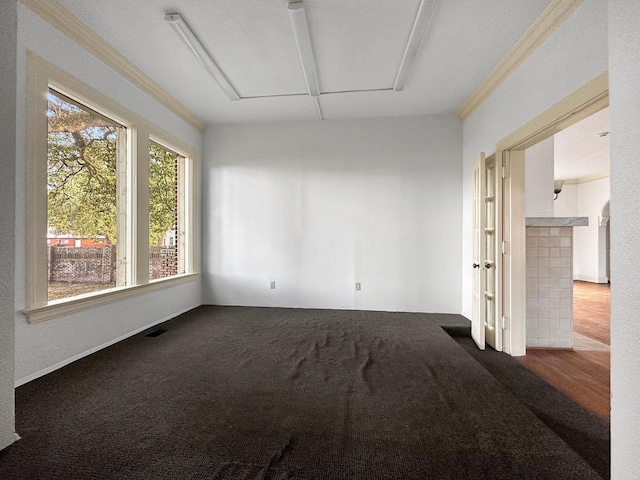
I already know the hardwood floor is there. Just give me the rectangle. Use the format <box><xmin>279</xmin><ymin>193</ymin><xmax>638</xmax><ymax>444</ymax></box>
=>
<box><xmin>517</xmin><ymin>281</ymin><xmax>611</xmax><ymax>417</ymax></box>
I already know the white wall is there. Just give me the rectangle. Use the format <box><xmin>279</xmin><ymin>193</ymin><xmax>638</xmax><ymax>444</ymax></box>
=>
<box><xmin>555</xmin><ymin>178</ymin><xmax>610</xmax><ymax>283</ymax></box>
<box><xmin>0</xmin><ymin>0</ymin><xmax>17</xmax><ymax>451</ymax></box>
<box><xmin>524</xmin><ymin>137</ymin><xmax>555</xmax><ymax>217</ymax></box>
<box><xmin>203</xmin><ymin>115</ymin><xmax>462</xmax><ymax>314</ymax></box>
<box><xmin>461</xmin><ymin>0</ymin><xmax>608</xmax><ymax>318</ymax></box>
<box><xmin>13</xmin><ymin>5</ymin><xmax>203</xmax><ymax>383</ymax></box>
<box><xmin>609</xmin><ymin>1</ymin><xmax>640</xmax><ymax>477</ymax></box>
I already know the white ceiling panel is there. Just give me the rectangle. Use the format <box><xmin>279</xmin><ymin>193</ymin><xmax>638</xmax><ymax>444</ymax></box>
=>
<box><xmin>554</xmin><ymin>107</ymin><xmax>610</xmax><ymax>181</ymax></box>
<box><xmin>306</xmin><ymin>0</ymin><xmax>422</xmax><ymax>93</ymax></box>
<box><xmin>57</xmin><ymin>0</ymin><xmax>553</xmax><ymax>125</ymax></box>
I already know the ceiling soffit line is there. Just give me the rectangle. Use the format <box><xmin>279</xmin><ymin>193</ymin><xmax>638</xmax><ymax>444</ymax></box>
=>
<box><xmin>287</xmin><ymin>1</ymin><xmax>323</xmax><ymax>120</ymax></box>
<box><xmin>457</xmin><ymin>0</ymin><xmax>584</xmax><ymax>121</ymax></box>
<box><xmin>393</xmin><ymin>0</ymin><xmax>440</xmax><ymax>92</ymax></box>
<box><xmin>18</xmin><ymin>0</ymin><xmax>206</xmax><ymax>131</ymax></box>
<box><xmin>164</xmin><ymin>13</ymin><xmax>240</xmax><ymax>102</ymax></box>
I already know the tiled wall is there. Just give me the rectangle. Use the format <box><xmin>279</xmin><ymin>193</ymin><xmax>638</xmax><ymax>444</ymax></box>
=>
<box><xmin>526</xmin><ymin>226</ymin><xmax>573</xmax><ymax>348</ymax></box>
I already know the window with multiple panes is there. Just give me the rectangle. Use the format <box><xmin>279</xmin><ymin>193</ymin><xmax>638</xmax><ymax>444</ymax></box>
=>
<box><xmin>26</xmin><ymin>54</ymin><xmax>197</xmax><ymax>322</ymax></box>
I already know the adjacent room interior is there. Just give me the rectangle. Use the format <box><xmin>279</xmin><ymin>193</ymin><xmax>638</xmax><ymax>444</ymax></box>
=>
<box><xmin>2</xmin><ymin>0</ymin><xmax>640</xmax><ymax>478</ymax></box>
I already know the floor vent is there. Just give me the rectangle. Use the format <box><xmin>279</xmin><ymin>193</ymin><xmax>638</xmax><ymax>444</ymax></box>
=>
<box><xmin>145</xmin><ymin>328</ymin><xmax>168</xmax><ymax>338</ymax></box>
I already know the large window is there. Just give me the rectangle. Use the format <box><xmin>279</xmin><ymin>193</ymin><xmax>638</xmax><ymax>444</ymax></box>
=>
<box><xmin>26</xmin><ymin>54</ymin><xmax>198</xmax><ymax>322</ymax></box>
<box><xmin>149</xmin><ymin>142</ymin><xmax>184</xmax><ymax>280</ymax></box>
<box><xmin>47</xmin><ymin>89</ymin><xmax>125</xmax><ymax>301</ymax></box>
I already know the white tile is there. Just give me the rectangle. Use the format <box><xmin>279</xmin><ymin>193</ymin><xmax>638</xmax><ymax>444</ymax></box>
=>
<box><xmin>549</xmin><ymin>308</ymin><xmax>560</xmax><ymax>319</ymax></box>
<box><xmin>538</xmin><ymin>247</ymin><xmax>549</xmax><ymax>258</ymax></box>
<box><xmin>527</xmin><ymin>237</ymin><xmax>539</xmax><ymax>247</ymax></box>
<box><xmin>527</xmin><ymin>338</ymin><xmax>540</xmax><ymax>347</ymax></box>
<box><xmin>550</xmin><ymin>267</ymin><xmax>561</xmax><ymax>278</ymax></box>
<box><xmin>549</xmin><ymin>247</ymin><xmax>560</xmax><ymax>258</ymax></box>
<box><xmin>538</xmin><ymin>227</ymin><xmax>549</xmax><ymax>237</ymax></box>
<box><xmin>560</xmin><ymin>236</ymin><xmax>572</xmax><ymax>247</ymax></box>
<box><xmin>559</xmin><ymin>338</ymin><xmax>573</xmax><ymax>349</ymax></box>
<box><xmin>538</xmin><ymin>297</ymin><xmax>549</xmax><ymax>308</ymax></box>
<box><xmin>538</xmin><ymin>288</ymin><xmax>550</xmax><ymax>299</ymax></box>
<box><xmin>527</xmin><ymin>257</ymin><xmax>538</xmax><ymax>268</ymax></box>
<box><xmin>527</xmin><ymin>247</ymin><xmax>538</xmax><ymax>259</ymax></box>
<box><xmin>539</xmin><ymin>277</ymin><xmax>550</xmax><ymax>288</ymax></box>
<box><xmin>560</xmin><ymin>227</ymin><xmax>572</xmax><ymax>237</ymax></box>
<box><xmin>528</xmin><ymin>277</ymin><xmax>539</xmax><ymax>288</ymax></box>
<box><xmin>538</xmin><ymin>308</ymin><xmax>550</xmax><ymax>319</ymax></box>
<box><xmin>549</xmin><ymin>328</ymin><xmax>559</xmax><ymax>339</ymax></box>
<box><xmin>549</xmin><ymin>227</ymin><xmax>560</xmax><ymax>237</ymax></box>
<box><xmin>549</xmin><ymin>298</ymin><xmax>560</xmax><ymax>309</ymax></box>
<box><xmin>549</xmin><ymin>288</ymin><xmax>560</xmax><ymax>298</ymax></box>
<box><xmin>539</xmin><ymin>257</ymin><xmax>549</xmax><ymax>268</ymax></box>
<box><xmin>538</xmin><ymin>267</ymin><xmax>549</xmax><ymax>278</ymax></box>
<box><xmin>549</xmin><ymin>257</ymin><xmax>560</xmax><ymax>268</ymax></box>
<box><xmin>539</xmin><ymin>237</ymin><xmax>549</xmax><ymax>247</ymax></box>
<box><xmin>528</xmin><ymin>297</ymin><xmax>539</xmax><ymax>308</ymax></box>
<box><xmin>527</xmin><ymin>306</ymin><xmax>539</xmax><ymax>317</ymax></box>
<box><xmin>548</xmin><ymin>318</ymin><xmax>560</xmax><ymax>329</ymax></box>
<box><xmin>561</xmin><ymin>247</ymin><xmax>572</xmax><ymax>258</ymax></box>
<box><xmin>560</xmin><ymin>257</ymin><xmax>571</xmax><ymax>268</ymax></box>
<box><xmin>527</xmin><ymin>228</ymin><xmax>538</xmax><ymax>237</ymax></box>
<box><xmin>561</xmin><ymin>307</ymin><xmax>572</xmax><ymax>320</ymax></box>
<box><xmin>560</xmin><ymin>288</ymin><xmax>572</xmax><ymax>299</ymax></box>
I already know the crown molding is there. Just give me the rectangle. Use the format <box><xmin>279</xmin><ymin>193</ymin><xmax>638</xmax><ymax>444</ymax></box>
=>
<box><xmin>457</xmin><ymin>0</ymin><xmax>584</xmax><ymax>121</ymax></box>
<box><xmin>19</xmin><ymin>0</ymin><xmax>206</xmax><ymax>131</ymax></box>
<box><xmin>563</xmin><ymin>172</ymin><xmax>610</xmax><ymax>185</ymax></box>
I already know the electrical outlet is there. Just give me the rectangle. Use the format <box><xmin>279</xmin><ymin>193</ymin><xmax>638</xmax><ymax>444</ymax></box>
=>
<box><xmin>270</xmin><ymin>280</ymin><xmax>276</xmax><ymax>289</ymax></box>
<box><xmin>355</xmin><ymin>282</ymin><xmax>361</xmax><ymax>291</ymax></box>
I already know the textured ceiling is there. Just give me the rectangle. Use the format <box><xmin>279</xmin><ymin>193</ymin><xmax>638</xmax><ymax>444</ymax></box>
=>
<box><xmin>554</xmin><ymin>107</ymin><xmax>610</xmax><ymax>181</ymax></box>
<box><xmin>58</xmin><ymin>0</ymin><xmax>552</xmax><ymax>125</ymax></box>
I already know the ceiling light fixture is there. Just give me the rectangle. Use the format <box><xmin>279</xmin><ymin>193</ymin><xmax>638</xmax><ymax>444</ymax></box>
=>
<box><xmin>393</xmin><ymin>0</ymin><xmax>440</xmax><ymax>92</ymax></box>
<box><xmin>164</xmin><ymin>13</ymin><xmax>240</xmax><ymax>101</ymax></box>
<box><xmin>287</xmin><ymin>1</ymin><xmax>320</xmax><ymax>97</ymax></box>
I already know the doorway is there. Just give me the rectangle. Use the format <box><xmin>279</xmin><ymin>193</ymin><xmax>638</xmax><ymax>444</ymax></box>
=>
<box><xmin>492</xmin><ymin>72</ymin><xmax>608</xmax><ymax>356</ymax></box>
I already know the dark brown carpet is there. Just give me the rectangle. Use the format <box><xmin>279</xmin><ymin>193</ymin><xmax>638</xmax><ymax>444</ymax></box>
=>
<box><xmin>0</xmin><ymin>306</ymin><xmax>602</xmax><ymax>479</ymax></box>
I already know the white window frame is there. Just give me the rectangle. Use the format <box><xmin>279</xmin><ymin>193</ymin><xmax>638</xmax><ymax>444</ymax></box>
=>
<box><xmin>24</xmin><ymin>53</ymin><xmax>198</xmax><ymax>323</ymax></box>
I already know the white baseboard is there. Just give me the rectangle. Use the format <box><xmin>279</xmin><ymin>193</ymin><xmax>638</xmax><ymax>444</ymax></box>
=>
<box><xmin>15</xmin><ymin>304</ymin><xmax>199</xmax><ymax>387</ymax></box>
<box><xmin>573</xmin><ymin>274</ymin><xmax>609</xmax><ymax>284</ymax></box>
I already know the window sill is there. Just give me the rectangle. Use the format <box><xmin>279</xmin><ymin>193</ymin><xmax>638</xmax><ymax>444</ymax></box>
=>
<box><xmin>23</xmin><ymin>273</ymin><xmax>199</xmax><ymax>324</ymax></box>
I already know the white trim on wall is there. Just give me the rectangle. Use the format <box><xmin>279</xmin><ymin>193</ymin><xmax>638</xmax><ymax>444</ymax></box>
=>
<box><xmin>19</xmin><ymin>0</ymin><xmax>206</xmax><ymax>131</ymax></box>
<box><xmin>458</xmin><ymin>0</ymin><xmax>584</xmax><ymax>120</ymax></box>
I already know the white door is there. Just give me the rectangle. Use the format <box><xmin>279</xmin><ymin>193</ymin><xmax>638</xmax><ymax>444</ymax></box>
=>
<box><xmin>483</xmin><ymin>155</ymin><xmax>500</xmax><ymax>351</ymax></box>
<box><xmin>471</xmin><ymin>152</ymin><xmax>486</xmax><ymax>349</ymax></box>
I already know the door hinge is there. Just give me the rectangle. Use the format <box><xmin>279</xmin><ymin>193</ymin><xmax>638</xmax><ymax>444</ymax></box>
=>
<box><xmin>501</xmin><ymin>315</ymin><xmax>509</xmax><ymax>330</ymax></box>
<box><xmin>501</xmin><ymin>240</ymin><xmax>507</xmax><ymax>255</ymax></box>
<box><xmin>501</xmin><ymin>165</ymin><xmax>506</xmax><ymax>179</ymax></box>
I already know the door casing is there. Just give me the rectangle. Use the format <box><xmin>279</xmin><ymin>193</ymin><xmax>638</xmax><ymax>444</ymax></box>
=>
<box><xmin>495</xmin><ymin>72</ymin><xmax>609</xmax><ymax>356</ymax></box>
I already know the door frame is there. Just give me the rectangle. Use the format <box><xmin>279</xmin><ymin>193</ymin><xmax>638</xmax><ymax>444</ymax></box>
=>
<box><xmin>496</xmin><ymin>72</ymin><xmax>609</xmax><ymax>356</ymax></box>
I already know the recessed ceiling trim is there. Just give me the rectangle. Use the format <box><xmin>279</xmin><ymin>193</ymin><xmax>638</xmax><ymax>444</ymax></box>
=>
<box><xmin>393</xmin><ymin>0</ymin><xmax>440</xmax><ymax>92</ymax></box>
<box><xmin>19</xmin><ymin>0</ymin><xmax>206</xmax><ymax>131</ymax></box>
<box><xmin>287</xmin><ymin>1</ymin><xmax>321</xmax><ymax>97</ymax></box>
<box><xmin>314</xmin><ymin>97</ymin><xmax>323</xmax><ymax>120</ymax></box>
<box><xmin>241</xmin><ymin>87</ymin><xmax>394</xmax><ymax>100</ymax></box>
<box><xmin>165</xmin><ymin>13</ymin><xmax>240</xmax><ymax>102</ymax></box>
<box><xmin>457</xmin><ymin>0</ymin><xmax>584</xmax><ymax>121</ymax></box>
